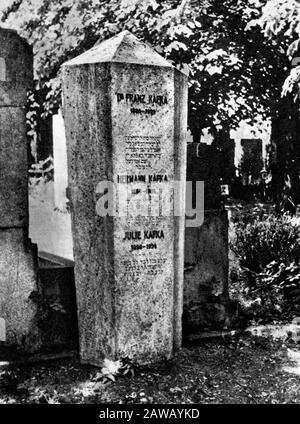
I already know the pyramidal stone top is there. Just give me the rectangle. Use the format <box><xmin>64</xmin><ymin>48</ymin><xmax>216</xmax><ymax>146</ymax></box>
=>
<box><xmin>64</xmin><ymin>30</ymin><xmax>173</xmax><ymax>68</ymax></box>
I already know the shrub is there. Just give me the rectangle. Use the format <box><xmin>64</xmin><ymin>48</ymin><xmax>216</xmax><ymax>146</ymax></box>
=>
<box><xmin>249</xmin><ymin>261</ymin><xmax>300</xmax><ymax>323</ymax></box>
<box><xmin>230</xmin><ymin>202</ymin><xmax>273</xmax><ymax>226</ymax></box>
<box><xmin>232</xmin><ymin>214</ymin><xmax>300</xmax><ymax>273</ymax></box>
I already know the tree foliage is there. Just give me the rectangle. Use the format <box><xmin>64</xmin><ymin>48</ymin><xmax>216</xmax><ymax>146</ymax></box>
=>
<box><xmin>248</xmin><ymin>0</ymin><xmax>300</xmax><ymax>98</ymax></box>
<box><xmin>0</xmin><ymin>0</ymin><xmax>298</xmax><ymax>137</ymax></box>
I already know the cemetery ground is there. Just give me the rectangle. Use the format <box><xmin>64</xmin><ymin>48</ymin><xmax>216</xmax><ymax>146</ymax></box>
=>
<box><xmin>1</xmin><ymin>334</ymin><xmax>300</xmax><ymax>404</ymax></box>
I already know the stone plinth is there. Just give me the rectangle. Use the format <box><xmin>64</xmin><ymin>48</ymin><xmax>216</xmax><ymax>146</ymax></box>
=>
<box><xmin>62</xmin><ymin>31</ymin><xmax>188</xmax><ymax>365</ymax></box>
<box><xmin>0</xmin><ymin>28</ymin><xmax>40</xmax><ymax>350</ymax></box>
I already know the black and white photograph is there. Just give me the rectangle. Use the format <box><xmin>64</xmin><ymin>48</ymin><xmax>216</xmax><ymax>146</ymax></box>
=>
<box><xmin>0</xmin><ymin>0</ymin><xmax>300</xmax><ymax>412</ymax></box>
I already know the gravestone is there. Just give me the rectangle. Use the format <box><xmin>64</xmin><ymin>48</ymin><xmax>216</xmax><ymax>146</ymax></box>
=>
<box><xmin>62</xmin><ymin>31</ymin><xmax>188</xmax><ymax>365</ymax></box>
<box><xmin>0</xmin><ymin>28</ymin><xmax>40</xmax><ymax>349</ymax></box>
<box><xmin>184</xmin><ymin>142</ymin><xmax>230</xmax><ymax>332</ymax></box>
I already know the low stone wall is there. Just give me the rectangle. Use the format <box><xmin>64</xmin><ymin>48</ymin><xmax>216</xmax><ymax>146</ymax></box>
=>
<box><xmin>183</xmin><ymin>209</ymin><xmax>230</xmax><ymax>333</ymax></box>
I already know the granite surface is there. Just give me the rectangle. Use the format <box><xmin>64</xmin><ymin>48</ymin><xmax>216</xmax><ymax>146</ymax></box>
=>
<box><xmin>62</xmin><ymin>31</ymin><xmax>188</xmax><ymax>365</ymax></box>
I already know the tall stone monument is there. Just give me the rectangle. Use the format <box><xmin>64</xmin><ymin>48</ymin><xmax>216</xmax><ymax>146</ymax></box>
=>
<box><xmin>0</xmin><ymin>28</ymin><xmax>40</xmax><ymax>349</ymax></box>
<box><xmin>62</xmin><ymin>31</ymin><xmax>188</xmax><ymax>365</ymax></box>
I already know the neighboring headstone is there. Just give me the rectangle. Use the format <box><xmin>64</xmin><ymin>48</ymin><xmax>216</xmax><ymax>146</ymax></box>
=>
<box><xmin>184</xmin><ymin>142</ymin><xmax>230</xmax><ymax>332</ymax></box>
<box><xmin>186</xmin><ymin>142</ymin><xmax>222</xmax><ymax>210</ymax></box>
<box><xmin>240</xmin><ymin>138</ymin><xmax>263</xmax><ymax>182</ymax></box>
<box><xmin>0</xmin><ymin>28</ymin><xmax>40</xmax><ymax>350</ymax></box>
<box><xmin>212</xmin><ymin>134</ymin><xmax>236</xmax><ymax>187</ymax></box>
<box><xmin>62</xmin><ymin>31</ymin><xmax>188</xmax><ymax>365</ymax></box>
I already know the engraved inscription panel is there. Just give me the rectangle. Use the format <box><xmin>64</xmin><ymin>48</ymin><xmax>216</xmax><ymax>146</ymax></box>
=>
<box><xmin>111</xmin><ymin>64</ymin><xmax>175</xmax><ymax>352</ymax></box>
